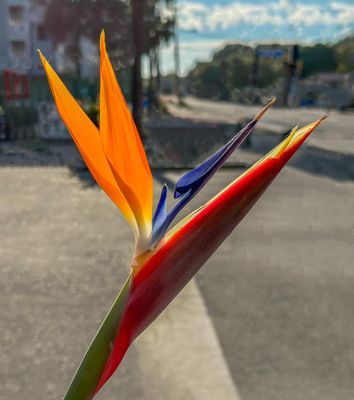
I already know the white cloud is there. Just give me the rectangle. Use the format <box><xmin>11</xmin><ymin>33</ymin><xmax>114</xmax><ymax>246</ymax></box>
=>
<box><xmin>179</xmin><ymin>39</ymin><xmax>227</xmax><ymax>50</ymax></box>
<box><xmin>162</xmin><ymin>0</ymin><xmax>354</xmax><ymax>76</ymax></box>
<box><xmin>160</xmin><ymin>39</ymin><xmax>226</xmax><ymax>75</ymax></box>
<box><xmin>279</xmin><ymin>0</ymin><xmax>291</xmax><ymax>9</ymax></box>
<box><xmin>178</xmin><ymin>0</ymin><xmax>354</xmax><ymax>32</ymax></box>
<box><xmin>287</xmin><ymin>4</ymin><xmax>335</xmax><ymax>27</ymax></box>
<box><xmin>207</xmin><ymin>3</ymin><xmax>284</xmax><ymax>31</ymax></box>
<box><xmin>330</xmin><ymin>2</ymin><xmax>354</xmax><ymax>25</ymax></box>
<box><xmin>178</xmin><ymin>3</ymin><xmax>208</xmax><ymax>32</ymax></box>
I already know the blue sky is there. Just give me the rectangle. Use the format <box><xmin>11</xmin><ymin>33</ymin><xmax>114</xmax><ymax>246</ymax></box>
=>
<box><xmin>159</xmin><ymin>0</ymin><xmax>354</xmax><ymax>75</ymax></box>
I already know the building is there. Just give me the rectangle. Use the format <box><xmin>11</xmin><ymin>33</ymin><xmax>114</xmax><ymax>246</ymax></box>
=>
<box><xmin>0</xmin><ymin>0</ymin><xmax>54</xmax><ymax>76</ymax></box>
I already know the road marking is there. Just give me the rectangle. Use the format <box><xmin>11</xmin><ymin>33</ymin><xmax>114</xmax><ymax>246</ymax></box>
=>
<box><xmin>135</xmin><ymin>279</ymin><xmax>241</xmax><ymax>400</ymax></box>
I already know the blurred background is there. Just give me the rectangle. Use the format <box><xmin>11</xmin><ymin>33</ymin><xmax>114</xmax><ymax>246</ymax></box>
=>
<box><xmin>1</xmin><ymin>1</ymin><xmax>354</xmax><ymax>400</ymax></box>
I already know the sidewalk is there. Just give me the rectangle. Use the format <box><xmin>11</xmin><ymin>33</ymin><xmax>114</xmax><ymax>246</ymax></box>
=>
<box><xmin>162</xmin><ymin>96</ymin><xmax>354</xmax><ymax>157</ymax></box>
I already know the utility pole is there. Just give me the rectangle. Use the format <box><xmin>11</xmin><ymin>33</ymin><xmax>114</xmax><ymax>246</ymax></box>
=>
<box><xmin>132</xmin><ymin>0</ymin><xmax>144</xmax><ymax>135</ymax></box>
<box><xmin>282</xmin><ymin>44</ymin><xmax>299</xmax><ymax>106</ymax></box>
<box><xmin>173</xmin><ymin>4</ymin><xmax>181</xmax><ymax>102</ymax></box>
<box><xmin>250</xmin><ymin>48</ymin><xmax>259</xmax><ymax>87</ymax></box>
<box><xmin>155</xmin><ymin>47</ymin><xmax>161</xmax><ymax>93</ymax></box>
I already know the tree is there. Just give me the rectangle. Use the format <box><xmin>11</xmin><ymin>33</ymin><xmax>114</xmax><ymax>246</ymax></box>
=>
<box><xmin>333</xmin><ymin>35</ymin><xmax>354</xmax><ymax>73</ymax></box>
<box><xmin>131</xmin><ymin>0</ymin><xmax>175</xmax><ymax>130</ymax></box>
<box><xmin>142</xmin><ymin>0</ymin><xmax>175</xmax><ymax>97</ymax></box>
<box><xmin>131</xmin><ymin>0</ymin><xmax>144</xmax><ymax>134</ymax></box>
<box><xmin>44</xmin><ymin>0</ymin><xmax>175</xmax><ymax>131</ymax></box>
<box><xmin>299</xmin><ymin>44</ymin><xmax>337</xmax><ymax>77</ymax></box>
<box><xmin>45</xmin><ymin>0</ymin><xmax>131</xmax><ymax>77</ymax></box>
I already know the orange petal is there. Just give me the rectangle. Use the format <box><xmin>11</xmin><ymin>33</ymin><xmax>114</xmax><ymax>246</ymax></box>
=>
<box><xmin>99</xmin><ymin>32</ymin><xmax>153</xmax><ymax>242</ymax></box>
<box><xmin>39</xmin><ymin>51</ymin><xmax>138</xmax><ymax>235</ymax></box>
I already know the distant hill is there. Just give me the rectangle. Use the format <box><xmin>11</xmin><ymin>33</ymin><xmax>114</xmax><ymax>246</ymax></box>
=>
<box><xmin>186</xmin><ymin>36</ymin><xmax>354</xmax><ymax>101</ymax></box>
<box><xmin>333</xmin><ymin>35</ymin><xmax>354</xmax><ymax>72</ymax></box>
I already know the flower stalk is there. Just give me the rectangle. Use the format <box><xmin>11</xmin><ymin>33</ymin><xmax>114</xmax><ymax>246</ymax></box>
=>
<box><xmin>39</xmin><ymin>33</ymin><xmax>326</xmax><ymax>400</ymax></box>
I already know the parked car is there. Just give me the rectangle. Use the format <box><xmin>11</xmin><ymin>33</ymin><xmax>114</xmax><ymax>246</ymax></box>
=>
<box><xmin>0</xmin><ymin>107</ymin><xmax>10</xmax><ymax>141</ymax></box>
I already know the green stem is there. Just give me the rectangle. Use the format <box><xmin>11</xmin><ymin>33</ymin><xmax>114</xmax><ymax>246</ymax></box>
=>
<box><xmin>64</xmin><ymin>274</ymin><xmax>132</xmax><ymax>400</ymax></box>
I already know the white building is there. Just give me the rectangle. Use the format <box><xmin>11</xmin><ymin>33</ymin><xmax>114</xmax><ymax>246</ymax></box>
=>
<box><xmin>0</xmin><ymin>0</ymin><xmax>54</xmax><ymax>75</ymax></box>
<box><xmin>0</xmin><ymin>0</ymin><xmax>99</xmax><ymax>79</ymax></box>
<box><xmin>0</xmin><ymin>0</ymin><xmax>55</xmax><ymax>75</ymax></box>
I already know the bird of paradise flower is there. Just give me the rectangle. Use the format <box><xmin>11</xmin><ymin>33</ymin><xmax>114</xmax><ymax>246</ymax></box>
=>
<box><xmin>39</xmin><ymin>32</ymin><xmax>326</xmax><ymax>400</ymax></box>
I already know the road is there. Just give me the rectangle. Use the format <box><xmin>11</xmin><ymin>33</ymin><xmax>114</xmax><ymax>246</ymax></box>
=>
<box><xmin>198</xmin><ymin>165</ymin><xmax>354</xmax><ymax>400</ymax></box>
<box><xmin>0</xmin><ymin>144</ymin><xmax>238</xmax><ymax>400</ymax></box>
<box><xmin>1</xmin><ymin>138</ymin><xmax>354</xmax><ymax>400</ymax></box>
<box><xmin>162</xmin><ymin>142</ymin><xmax>354</xmax><ymax>400</ymax></box>
<box><xmin>164</xmin><ymin>96</ymin><xmax>354</xmax><ymax>155</ymax></box>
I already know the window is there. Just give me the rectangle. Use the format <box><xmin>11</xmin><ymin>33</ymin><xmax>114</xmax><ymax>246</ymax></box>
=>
<box><xmin>37</xmin><ymin>25</ymin><xmax>47</xmax><ymax>41</ymax></box>
<box><xmin>10</xmin><ymin>41</ymin><xmax>26</xmax><ymax>58</ymax></box>
<box><xmin>8</xmin><ymin>6</ymin><xmax>24</xmax><ymax>28</ymax></box>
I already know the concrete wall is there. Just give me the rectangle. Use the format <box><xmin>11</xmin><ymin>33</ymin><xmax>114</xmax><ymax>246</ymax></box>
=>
<box><xmin>148</xmin><ymin>125</ymin><xmax>231</xmax><ymax>167</ymax></box>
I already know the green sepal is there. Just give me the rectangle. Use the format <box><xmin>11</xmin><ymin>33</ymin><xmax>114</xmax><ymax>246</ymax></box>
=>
<box><xmin>64</xmin><ymin>274</ymin><xmax>132</xmax><ymax>400</ymax></box>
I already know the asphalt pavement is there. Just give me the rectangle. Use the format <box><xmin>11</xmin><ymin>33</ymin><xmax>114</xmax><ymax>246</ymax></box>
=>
<box><xmin>0</xmin><ymin>155</ymin><xmax>239</xmax><ymax>400</ymax></box>
<box><xmin>1</xmin><ymin>117</ymin><xmax>354</xmax><ymax>400</ymax></box>
<box><xmin>163</xmin><ymin>141</ymin><xmax>354</xmax><ymax>400</ymax></box>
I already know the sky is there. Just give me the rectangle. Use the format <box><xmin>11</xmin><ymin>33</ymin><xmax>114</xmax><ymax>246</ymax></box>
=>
<box><xmin>159</xmin><ymin>0</ymin><xmax>354</xmax><ymax>75</ymax></box>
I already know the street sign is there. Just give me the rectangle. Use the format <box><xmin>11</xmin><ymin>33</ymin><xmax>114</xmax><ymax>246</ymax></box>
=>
<box><xmin>256</xmin><ymin>49</ymin><xmax>284</xmax><ymax>59</ymax></box>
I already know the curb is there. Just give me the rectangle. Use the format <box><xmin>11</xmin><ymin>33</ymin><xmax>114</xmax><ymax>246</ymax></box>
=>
<box><xmin>256</xmin><ymin>124</ymin><xmax>354</xmax><ymax>159</ymax></box>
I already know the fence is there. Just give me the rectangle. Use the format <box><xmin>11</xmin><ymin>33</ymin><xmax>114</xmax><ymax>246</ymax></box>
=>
<box><xmin>0</xmin><ymin>71</ymin><xmax>100</xmax><ymax>140</ymax></box>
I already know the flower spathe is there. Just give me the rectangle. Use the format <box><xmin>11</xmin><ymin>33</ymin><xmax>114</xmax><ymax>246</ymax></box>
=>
<box><xmin>39</xmin><ymin>32</ymin><xmax>326</xmax><ymax>400</ymax></box>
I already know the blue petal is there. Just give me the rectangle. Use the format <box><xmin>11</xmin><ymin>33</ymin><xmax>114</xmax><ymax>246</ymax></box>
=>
<box><xmin>152</xmin><ymin>184</ymin><xmax>168</xmax><ymax>231</ymax></box>
<box><xmin>150</xmin><ymin>99</ymin><xmax>275</xmax><ymax>248</ymax></box>
<box><xmin>150</xmin><ymin>121</ymin><xmax>255</xmax><ymax>247</ymax></box>
<box><xmin>174</xmin><ymin>119</ymin><xmax>257</xmax><ymax>199</ymax></box>
<box><xmin>151</xmin><ymin>189</ymin><xmax>193</xmax><ymax>246</ymax></box>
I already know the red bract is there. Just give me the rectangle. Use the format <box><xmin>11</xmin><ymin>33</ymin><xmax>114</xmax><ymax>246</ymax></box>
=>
<box><xmin>39</xmin><ymin>32</ymin><xmax>326</xmax><ymax>400</ymax></box>
<box><xmin>96</xmin><ymin>119</ymin><xmax>324</xmax><ymax>391</ymax></box>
